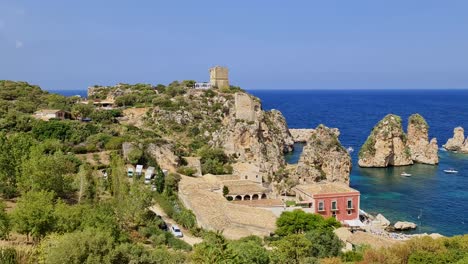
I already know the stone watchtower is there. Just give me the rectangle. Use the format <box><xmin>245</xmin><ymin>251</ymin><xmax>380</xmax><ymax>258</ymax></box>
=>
<box><xmin>209</xmin><ymin>66</ymin><xmax>229</xmax><ymax>88</ymax></box>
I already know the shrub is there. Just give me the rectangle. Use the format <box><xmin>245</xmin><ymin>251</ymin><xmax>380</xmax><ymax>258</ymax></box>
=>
<box><xmin>177</xmin><ymin>166</ymin><xmax>197</xmax><ymax>176</ymax></box>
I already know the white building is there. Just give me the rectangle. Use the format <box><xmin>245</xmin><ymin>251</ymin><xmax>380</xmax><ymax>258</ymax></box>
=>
<box><xmin>193</xmin><ymin>82</ymin><xmax>212</xmax><ymax>89</ymax></box>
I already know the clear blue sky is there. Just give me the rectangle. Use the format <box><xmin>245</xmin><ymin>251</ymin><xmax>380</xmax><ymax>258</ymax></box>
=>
<box><xmin>1</xmin><ymin>0</ymin><xmax>468</xmax><ymax>90</ymax></box>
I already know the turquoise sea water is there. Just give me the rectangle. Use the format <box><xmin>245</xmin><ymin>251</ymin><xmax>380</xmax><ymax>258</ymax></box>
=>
<box><xmin>250</xmin><ymin>89</ymin><xmax>468</xmax><ymax>236</ymax></box>
<box><xmin>53</xmin><ymin>89</ymin><xmax>468</xmax><ymax>236</ymax></box>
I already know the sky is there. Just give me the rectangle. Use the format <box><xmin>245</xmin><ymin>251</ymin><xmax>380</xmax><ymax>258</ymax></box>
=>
<box><xmin>1</xmin><ymin>0</ymin><xmax>468</xmax><ymax>90</ymax></box>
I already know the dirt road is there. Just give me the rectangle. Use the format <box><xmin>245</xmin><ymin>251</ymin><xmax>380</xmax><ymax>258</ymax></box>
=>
<box><xmin>149</xmin><ymin>204</ymin><xmax>202</xmax><ymax>246</ymax></box>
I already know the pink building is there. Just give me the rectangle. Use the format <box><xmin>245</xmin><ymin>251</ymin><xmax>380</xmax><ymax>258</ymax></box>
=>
<box><xmin>293</xmin><ymin>182</ymin><xmax>360</xmax><ymax>222</ymax></box>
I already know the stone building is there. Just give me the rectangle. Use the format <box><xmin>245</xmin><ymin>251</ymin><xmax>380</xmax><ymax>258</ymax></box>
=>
<box><xmin>209</xmin><ymin>66</ymin><xmax>229</xmax><ymax>88</ymax></box>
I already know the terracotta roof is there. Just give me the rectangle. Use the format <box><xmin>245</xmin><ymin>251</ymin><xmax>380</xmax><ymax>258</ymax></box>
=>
<box><xmin>294</xmin><ymin>182</ymin><xmax>359</xmax><ymax>196</ymax></box>
<box><xmin>222</xmin><ymin>180</ymin><xmax>266</xmax><ymax>195</ymax></box>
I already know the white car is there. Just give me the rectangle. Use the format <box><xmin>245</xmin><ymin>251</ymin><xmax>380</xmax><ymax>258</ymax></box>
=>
<box><xmin>170</xmin><ymin>225</ymin><xmax>183</xmax><ymax>238</ymax></box>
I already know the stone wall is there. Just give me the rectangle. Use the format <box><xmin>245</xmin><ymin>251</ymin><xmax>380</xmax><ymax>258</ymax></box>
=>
<box><xmin>234</xmin><ymin>92</ymin><xmax>260</xmax><ymax>122</ymax></box>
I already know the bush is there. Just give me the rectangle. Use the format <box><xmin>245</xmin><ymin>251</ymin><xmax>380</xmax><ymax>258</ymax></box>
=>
<box><xmin>105</xmin><ymin>137</ymin><xmax>125</xmax><ymax>150</ymax></box>
<box><xmin>176</xmin><ymin>166</ymin><xmax>197</xmax><ymax>176</ymax></box>
<box><xmin>0</xmin><ymin>247</ymin><xmax>17</xmax><ymax>264</ymax></box>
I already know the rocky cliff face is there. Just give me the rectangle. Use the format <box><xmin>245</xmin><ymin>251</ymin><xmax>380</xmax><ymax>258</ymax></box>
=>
<box><xmin>443</xmin><ymin>127</ymin><xmax>468</xmax><ymax>153</ymax></box>
<box><xmin>146</xmin><ymin>90</ymin><xmax>294</xmax><ymax>181</ymax></box>
<box><xmin>407</xmin><ymin>114</ymin><xmax>439</xmax><ymax>164</ymax></box>
<box><xmin>358</xmin><ymin>114</ymin><xmax>413</xmax><ymax>167</ymax></box>
<box><xmin>216</xmin><ymin>93</ymin><xmax>294</xmax><ymax>180</ymax></box>
<box><xmin>294</xmin><ymin>125</ymin><xmax>351</xmax><ymax>184</ymax></box>
<box><xmin>359</xmin><ymin>114</ymin><xmax>438</xmax><ymax>167</ymax></box>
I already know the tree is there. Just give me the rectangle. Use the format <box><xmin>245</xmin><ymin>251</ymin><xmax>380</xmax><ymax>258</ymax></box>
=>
<box><xmin>0</xmin><ymin>132</ymin><xmax>35</xmax><ymax>197</ymax></box>
<box><xmin>276</xmin><ymin>210</ymin><xmax>340</xmax><ymax>236</ymax></box>
<box><xmin>154</xmin><ymin>168</ymin><xmax>165</xmax><ymax>194</ymax></box>
<box><xmin>305</xmin><ymin>229</ymin><xmax>343</xmax><ymax>258</ymax></box>
<box><xmin>0</xmin><ymin>200</ymin><xmax>11</xmax><ymax>239</ymax></box>
<box><xmin>71</xmin><ymin>103</ymin><xmax>94</xmax><ymax>120</ymax></box>
<box><xmin>228</xmin><ymin>236</ymin><xmax>269</xmax><ymax>264</ymax></box>
<box><xmin>191</xmin><ymin>231</ymin><xmax>236</xmax><ymax>264</ymax></box>
<box><xmin>11</xmin><ymin>190</ymin><xmax>55</xmax><ymax>241</ymax></box>
<box><xmin>270</xmin><ymin>234</ymin><xmax>313</xmax><ymax>264</ymax></box>
<box><xmin>18</xmin><ymin>148</ymin><xmax>77</xmax><ymax>198</ymax></box>
<box><xmin>222</xmin><ymin>186</ymin><xmax>229</xmax><ymax>197</ymax></box>
<box><xmin>127</xmin><ymin>148</ymin><xmax>143</xmax><ymax>165</ymax></box>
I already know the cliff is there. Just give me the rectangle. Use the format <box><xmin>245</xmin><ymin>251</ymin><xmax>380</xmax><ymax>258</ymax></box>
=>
<box><xmin>144</xmin><ymin>89</ymin><xmax>294</xmax><ymax>181</ymax></box>
<box><xmin>358</xmin><ymin>114</ymin><xmax>413</xmax><ymax>167</ymax></box>
<box><xmin>216</xmin><ymin>93</ymin><xmax>294</xmax><ymax>180</ymax></box>
<box><xmin>294</xmin><ymin>125</ymin><xmax>351</xmax><ymax>184</ymax></box>
<box><xmin>443</xmin><ymin>127</ymin><xmax>468</xmax><ymax>153</ymax></box>
<box><xmin>359</xmin><ymin>114</ymin><xmax>438</xmax><ymax>167</ymax></box>
<box><xmin>407</xmin><ymin>114</ymin><xmax>439</xmax><ymax>164</ymax></box>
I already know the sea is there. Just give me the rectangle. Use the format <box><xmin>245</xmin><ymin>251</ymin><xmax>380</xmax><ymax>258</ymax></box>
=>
<box><xmin>51</xmin><ymin>89</ymin><xmax>468</xmax><ymax>236</ymax></box>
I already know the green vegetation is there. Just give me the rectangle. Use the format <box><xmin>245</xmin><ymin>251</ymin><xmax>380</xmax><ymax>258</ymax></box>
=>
<box><xmin>198</xmin><ymin>146</ymin><xmax>233</xmax><ymax>175</ymax></box>
<box><xmin>409</xmin><ymin>113</ymin><xmax>429</xmax><ymax>129</ymax></box>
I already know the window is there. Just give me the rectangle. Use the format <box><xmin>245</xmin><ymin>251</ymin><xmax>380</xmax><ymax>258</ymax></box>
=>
<box><xmin>347</xmin><ymin>199</ymin><xmax>353</xmax><ymax>209</ymax></box>
<box><xmin>245</xmin><ymin>176</ymin><xmax>248</xmax><ymax>179</ymax></box>
<box><xmin>347</xmin><ymin>210</ymin><xmax>352</xmax><ymax>215</ymax></box>
<box><xmin>318</xmin><ymin>201</ymin><xmax>325</xmax><ymax>211</ymax></box>
<box><xmin>331</xmin><ymin>200</ymin><xmax>338</xmax><ymax>211</ymax></box>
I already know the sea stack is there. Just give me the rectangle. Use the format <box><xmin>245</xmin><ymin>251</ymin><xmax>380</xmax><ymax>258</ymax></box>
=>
<box><xmin>407</xmin><ymin>114</ymin><xmax>439</xmax><ymax>164</ymax></box>
<box><xmin>294</xmin><ymin>125</ymin><xmax>351</xmax><ymax>184</ymax></box>
<box><xmin>359</xmin><ymin>114</ymin><xmax>439</xmax><ymax>167</ymax></box>
<box><xmin>358</xmin><ymin>114</ymin><xmax>413</xmax><ymax>167</ymax></box>
<box><xmin>443</xmin><ymin>127</ymin><xmax>468</xmax><ymax>153</ymax></box>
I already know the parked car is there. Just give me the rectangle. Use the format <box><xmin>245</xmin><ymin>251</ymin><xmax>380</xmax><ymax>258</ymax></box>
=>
<box><xmin>127</xmin><ymin>168</ymin><xmax>134</xmax><ymax>177</ymax></box>
<box><xmin>170</xmin><ymin>224</ymin><xmax>183</xmax><ymax>238</ymax></box>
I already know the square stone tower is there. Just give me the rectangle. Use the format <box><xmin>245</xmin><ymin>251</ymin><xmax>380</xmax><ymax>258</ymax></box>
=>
<box><xmin>209</xmin><ymin>66</ymin><xmax>229</xmax><ymax>88</ymax></box>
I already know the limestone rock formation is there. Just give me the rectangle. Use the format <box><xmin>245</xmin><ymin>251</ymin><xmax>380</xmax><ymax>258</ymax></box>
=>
<box><xmin>407</xmin><ymin>114</ymin><xmax>439</xmax><ymax>164</ymax></box>
<box><xmin>359</xmin><ymin>114</ymin><xmax>413</xmax><ymax>167</ymax></box>
<box><xmin>443</xmin><ymin>127</ymin><xmax>468</xmax><ymax>153</ymax></box>
<box><xmin>375</xmin><ymin>213</ymin><xmax>390</xmax><ymax>227</ymax></box>
<box><xmin>294</xmin><ymin>125</ymin><xmax>351</xmax><ymax>184</ymax></box>
<box><xmin>289</xmin><ymin>128</ymin><xmax>315</xmax><ymax>142</ymax></box>
<box><xmin>394</xmin><ymin>221</ymin><xmax>417</xmax><ymax>230</ymax></box>
<box><xmin>218</xmin><ymin>93</ymin><xmax>294</xmax><ymax>180</ymax></box>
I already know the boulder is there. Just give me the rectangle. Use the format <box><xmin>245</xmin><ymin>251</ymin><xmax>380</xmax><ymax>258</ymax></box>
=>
<box><xmin>394</xmin><ymin>221</ymin><xmax>417</xmax><ymax>230</ymax></box>
<box><xmin>359</xmin><ymin>114</ymin><xmax>413</xmax><ymax>167</ymax></box>
<box><xmin>407</xmin><ymin>114</ymin><xmax>438</xmax><ymax>164</ymax></box>
<box><xmin>294</xmin><ymin>125</ymin><xmax>352</xmax><ymax>184</ymax></box>
<box><xmin>444</xmin><ymin>127</ymin><xmax>468</xmax><ymax>153</ymax></box>
<box><xmin>375</xmin><ymin>214</ymin><xmax>390</xmax><ymax>227</ymax></box>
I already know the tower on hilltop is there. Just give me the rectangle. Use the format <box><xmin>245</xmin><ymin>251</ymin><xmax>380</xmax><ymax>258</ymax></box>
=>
<box><xmin>209</xmin><ymin>66</ymin><xmax>229</xmax><ymax>89</ymax></box>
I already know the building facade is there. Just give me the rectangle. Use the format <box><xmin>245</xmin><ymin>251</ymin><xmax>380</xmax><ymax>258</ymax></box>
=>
<box><xmin>293</xmin><ymin>183</ymin><xmax>360</xmax><ymax>222</ymax></box>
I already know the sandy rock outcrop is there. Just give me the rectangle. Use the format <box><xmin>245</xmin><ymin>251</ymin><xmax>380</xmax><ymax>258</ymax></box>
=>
<box><xmin>294</xmin><ymin>125</ymin><xmax>351</xmax><ymax>184</ymax></box>
<box><xmin>359</xmin><ymin>114</ymin><xmax>413</xmax><ymax>167</ymax></box>
<box><xmin>407</xmin><ymin>114</ymin><xmax>438</xmax><ymax>164</ymax></box>
<box><xmin>394</xmin><ymin>221</ymin><xmax>417</xmax><ymax>230</ymax></box>
<box><xmin>146</xmin><ymin>143</ymin><xmax>180</xmax><ymax>171</ymax></box>
<box><xmin>443</xmin><ymin>127</ymin><xmax>468</xmax><ymax>153</ymax></box>
<box><xmin>289</xmin><ymin>129</ymin><xmax>315</xmax><ymax>142</ymax></box>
